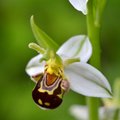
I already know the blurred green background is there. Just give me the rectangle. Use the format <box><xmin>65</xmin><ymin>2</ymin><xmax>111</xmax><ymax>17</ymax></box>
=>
<box><xmin>0</xmin><ymin>0</ymin><xmax>120</xmax><ymax>120</ymax></box>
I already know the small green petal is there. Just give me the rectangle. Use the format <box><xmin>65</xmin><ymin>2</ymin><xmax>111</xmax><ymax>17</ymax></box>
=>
<box><xmin>28</xmin><ymin>42</ymin><xmax>45</xmax><ymax>54</ymax></box>
<box><xmin>30</xmin><ymin>15</ymin><xmax>59</xmax><ymax>51</ymax></box>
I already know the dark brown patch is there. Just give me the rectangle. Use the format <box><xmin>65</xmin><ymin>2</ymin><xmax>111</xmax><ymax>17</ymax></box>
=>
<box><xmin>32</xmin><ymin>75</ymin><xmax>64</xmax><ymax>109</ymax></box>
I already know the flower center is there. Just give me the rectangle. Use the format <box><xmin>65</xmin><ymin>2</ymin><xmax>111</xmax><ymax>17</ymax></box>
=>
<box><xmin>45</xmin><ymin>54</ymin><xmax>64</xmax><ymax>77</ymax></box>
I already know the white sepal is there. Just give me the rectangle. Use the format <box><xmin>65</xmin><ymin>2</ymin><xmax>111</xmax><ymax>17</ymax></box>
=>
<box><xmin>26</xmin><ymin>54</ymin><xmax>45</xmax><ymax>76</ymax></box>
<box><xmin>65</xmin><ymin>62</ymin><xmax>112</xmax><ymax>98</ymax></box>
<box><xmin>69</xmin><ymin>0</ymin><xmax>88</xmax><ymax>15</ymax></box>
<box><xmin>70</xmin><ymin>105</ymin><xmax>88</xmax><ymax>120</ymax></box>
<box><xmin>57</xmin><ymin>35</ymin><xmax>92</xmax><ymax>62</ymax></box>
<box><xmin>70</xmin><ymin>105</ymin><xmax>106</xmax><ymax>120</ymax></box>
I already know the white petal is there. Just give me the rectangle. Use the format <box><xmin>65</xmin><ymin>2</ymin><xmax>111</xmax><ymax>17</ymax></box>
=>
<box><xmin>70</xmin><ymin>105</ymin><xmax>88</xmax><ymax>120</ymax></box>
<box><xmin>26</xmin><ymin>54</ymin><xmax>45</xmax><ymax>76</ymax></box>
<box><xmin>69</xmin><ymin>105</ymin><xmax>107</xmax><ymax>120</ymax></box>
<box><xmin>57</xmin><ymin>35</ymin><xmax>92</xmax><ymax>62</ymax></box>
<box><xmin>69</xmin><ymin>0</ymin><xmax>88</xmax><ymax>15</ymax></box>
<box><xmin>101</xmin><ymin>106</ymin><xmax>118</xmax><ymax>119</ymax></box>
<box><xmin>65</xmin><ymin>62</ymin><xmax>112</xmax><ymax>98</ymax></box>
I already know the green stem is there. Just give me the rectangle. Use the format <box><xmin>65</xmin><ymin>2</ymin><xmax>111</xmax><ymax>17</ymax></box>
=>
<box><xmin>86</xmin><ymin>0</ymin><xmax>101</xmax><ymax>120</ymax></box>
<box><xmin>87</xmin><ymin>1</ymin><xmax>101</xmax><ymax>68</ymax></box>
<box><xmin>87</xmin><ymin>98</ymin><xmax>100</xmax><ymax>120</ymax></box>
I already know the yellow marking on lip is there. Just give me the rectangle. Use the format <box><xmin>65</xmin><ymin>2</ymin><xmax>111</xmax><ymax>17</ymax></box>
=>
<box><xmin>38</xmin><ymin>87</ymin><xmax>54</xmax><ymax>95</ymax></box>
<box><xmin>37</xmin><ymin>76</ymin><xmax>62</xmax><ymax>95</ymax></box>
<box><xmin>38</xmin><ymin>99</ymin><xmax>43</xmax><ymax>105</ymax></box>
<box><xmin>44</xmin><ymin>102</ymin><xmax>50</xmax><ymax>106</ymax></box>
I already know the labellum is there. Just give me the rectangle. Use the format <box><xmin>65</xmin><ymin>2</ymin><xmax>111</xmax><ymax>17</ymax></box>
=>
<box><xmin>32</xmin><ymin>66</ymin><xmax>69</xmax><ymax>109</ymax></box>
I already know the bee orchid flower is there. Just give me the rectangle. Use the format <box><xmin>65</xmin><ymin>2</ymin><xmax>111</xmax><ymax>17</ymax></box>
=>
<box><xmin>25</xmin><ymin>16</ymin><xmax>112</xmax><ymax>110</ymax></box>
